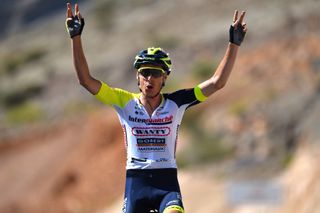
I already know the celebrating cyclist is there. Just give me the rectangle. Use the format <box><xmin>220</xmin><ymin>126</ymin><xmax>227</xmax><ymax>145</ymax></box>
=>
<box><xmin>66</xmin><ymin>3</ymin><xmax>247</xmax><ymax>213</ymax></box>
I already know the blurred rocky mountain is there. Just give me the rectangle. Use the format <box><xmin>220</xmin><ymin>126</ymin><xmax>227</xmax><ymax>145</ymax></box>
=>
<box><xmin>0</xmin><ymin>0</ymin><xmax>88</xmax><ymax>38</ymax></box>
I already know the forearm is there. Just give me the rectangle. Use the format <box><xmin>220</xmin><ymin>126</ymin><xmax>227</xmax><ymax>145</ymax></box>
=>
<box><xmin>71</xmin><ymin>36</ymin><xmax>101</xmax><ymax>94</ymax></box>
<box><xmin>199</xmin><ymin>43</ymin><xmax>238</xmax><ymax>97</ymax></box>
<box><xmin>199</xmin><ymin>10</ymin><xmax>247</xmax><ymax>97</ymax></box>
<box><xmin>72</xmin><ymin>36</ymin><xmax>90</xmax><ymax>83</ymax></box>
<box><xmin>212</xmin><ymin>43</ymin><xmax>238</xmax><ymax>88</ymax></box>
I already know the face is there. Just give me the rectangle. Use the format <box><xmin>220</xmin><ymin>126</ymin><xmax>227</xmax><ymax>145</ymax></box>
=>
<box><xmin>137</xmin><ymin>65</ymin><xmax>167</xmax><ymax>98</ymax></box>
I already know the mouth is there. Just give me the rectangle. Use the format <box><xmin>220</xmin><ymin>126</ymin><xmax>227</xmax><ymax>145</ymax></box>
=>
<box><xmin>146</xmin><ymin>85</ymin><xmax>154</xmax><ymax>90</ymax></box>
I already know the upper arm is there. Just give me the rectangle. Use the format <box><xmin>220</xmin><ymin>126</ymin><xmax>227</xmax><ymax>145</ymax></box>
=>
<box><xmin>198</xmin><ymin>77</ymin><xmax>221</xmax><ymax>98</ymax></box>
<box><xmin>81</xmin><ymin>76</ymin><xmax>102</xmax><ymax>95</ymax></box>
<box><xmin>198</xmin><ymin>43</ymin><xmax>239</xmax><ymax>97</ymax></box>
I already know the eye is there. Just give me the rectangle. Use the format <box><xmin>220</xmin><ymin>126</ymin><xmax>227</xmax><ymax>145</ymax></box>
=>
<box><xmin>138</xmin><ymin>67</ymin><xmax>164</xmax><ymax>78</ymax></box>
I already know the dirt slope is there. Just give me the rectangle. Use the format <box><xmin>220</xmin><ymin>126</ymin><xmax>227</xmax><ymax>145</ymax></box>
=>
<box><xmin>0</xmin><ymin>109</ymin><xmax>126</xmax><ymax>213</ymax></box>
<box><xmin>101</xmin><ymin>143</ymin><xmax>320</xmax><ymax>213</ymax></box>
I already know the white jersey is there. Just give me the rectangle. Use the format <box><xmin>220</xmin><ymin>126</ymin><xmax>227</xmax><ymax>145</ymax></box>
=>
<box><xmin>95</xmin><ymin>81</ymin><xmax>207</xmax><ymax>170</ymax></box>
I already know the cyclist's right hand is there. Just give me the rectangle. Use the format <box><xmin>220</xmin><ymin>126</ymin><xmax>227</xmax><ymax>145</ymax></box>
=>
<box><xmin>65</xmin><ymin>3</ymin><xmax>85</xmax><ymax>38</ymax></box>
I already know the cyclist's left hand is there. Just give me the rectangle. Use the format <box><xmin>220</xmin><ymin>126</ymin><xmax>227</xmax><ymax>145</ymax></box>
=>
<box><xmin>229</xmin><ymin>10</ymin><xmax>247</xmax><ymax>46</ymax></box>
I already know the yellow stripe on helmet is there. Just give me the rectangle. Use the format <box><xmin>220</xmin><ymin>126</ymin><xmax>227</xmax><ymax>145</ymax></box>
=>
<box><xmin>163</xmin><ymin>205</ymin><xmax>184</xmax><ymax>213</ymax></box>
<box><xmin>147</xmin><ymin>47</ymin><xmax>163</xmax><ymax>55</ymax></box>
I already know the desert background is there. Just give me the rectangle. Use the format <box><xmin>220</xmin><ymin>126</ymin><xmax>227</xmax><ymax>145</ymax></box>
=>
<box><xmin>0</xmin><ymin>0</ymin><xmax>320</xmax><ymax>212</ymax></box>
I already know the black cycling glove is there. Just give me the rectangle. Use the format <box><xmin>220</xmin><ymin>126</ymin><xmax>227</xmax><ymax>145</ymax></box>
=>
<box><xmin>229</xmin><ymin>24</ymin><xmax>246</xmax><ymax>46</ymax></box>
<box><xmin>66</xmin><ymin>16</ymin><xmax>85</xmax><ymax>38</ymax></box>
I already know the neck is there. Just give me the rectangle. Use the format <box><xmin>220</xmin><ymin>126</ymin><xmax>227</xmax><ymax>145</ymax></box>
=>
<box><xmin>140</xmin><ymin>93</ymin><xmax>162</xmax><ymax>116</ymax></box>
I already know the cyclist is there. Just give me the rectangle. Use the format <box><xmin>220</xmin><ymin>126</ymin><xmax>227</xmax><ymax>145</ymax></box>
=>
<box><xmin>66</xmin><ymin>3</ymin><xmax>247</xmax><ymax>213</ymax></box>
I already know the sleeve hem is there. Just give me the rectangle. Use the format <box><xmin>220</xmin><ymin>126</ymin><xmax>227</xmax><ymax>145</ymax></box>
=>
<box><xmin>194</xmin><ymin>85</ymin><xmax>208</xmax><ymax>102</ymax></box>
<box><xmin>94</xmin><ymin>81</ymin><xmax>112</xmax><ymax>105</ymax></box>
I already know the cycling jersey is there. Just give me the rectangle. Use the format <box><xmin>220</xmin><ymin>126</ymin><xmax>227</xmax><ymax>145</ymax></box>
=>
<box><xmin>95</xmin><ymin>81</ymin><xmax>207</xmax><ymax>170</ymax></box>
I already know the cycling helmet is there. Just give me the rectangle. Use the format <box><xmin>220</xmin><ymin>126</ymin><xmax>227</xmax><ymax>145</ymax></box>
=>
<box><xmin>134</xmin><ymin>47</ymin><xmax>172</xmax><ymax>75</ymax></box>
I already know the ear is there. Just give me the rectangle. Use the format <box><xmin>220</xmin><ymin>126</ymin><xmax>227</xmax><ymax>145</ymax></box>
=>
<box><xmin>163</xmin><ymin>74</ymin><xmax>168</xmax><ymax>83</ymax></box>
<box><xmin>162</xmin><ymin>74</ymin><xmax>167</xmax><ymax>87</ymax></box>
<box><xmin>164</xmin><ymin>74</ymin><xmax>167</xmax><ymax>81</ymax></box>
<box><xmin>136</xmin><ymin>72</ymin><xmax>140</xmax><ymax>86</ymax></box>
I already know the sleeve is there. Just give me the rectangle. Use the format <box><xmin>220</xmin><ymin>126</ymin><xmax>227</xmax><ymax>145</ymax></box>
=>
<box><xmin>165</xmin><ymin>85</ymin><xmax>208</xmax><ymax>108</ymax></box>
<box><xmin>94</xmin><ymin>81</ymin><xmax>136</xmax><ymax>108</ymax></box>
<box><xmin>194</xmin><ymin>85</ymin><xmax>208</xmax><ymax>102</ymax></box>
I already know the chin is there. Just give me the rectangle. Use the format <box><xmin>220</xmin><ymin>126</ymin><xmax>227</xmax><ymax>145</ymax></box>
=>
<box><xmin>145</xmin><ymin>91</ymin><xmax>158</xmax><ymax>98</ymax></box>
<box><xmin>146</xmin><ymin>93</ymin><xmax>156</xmax><ymax>98</ymax></box>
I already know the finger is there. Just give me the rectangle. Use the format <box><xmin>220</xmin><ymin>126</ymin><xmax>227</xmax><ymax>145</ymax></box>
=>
<box><xmin>78</xmin><ymin>11</ymin><xmax>83</xmax><ymax>19</ymax></box>
<box><xmin>238</xmin><ymin>11</ymin><xmax>246</xmax><ymax>24</ymax></box>
<box><xmin>243</xmin><ymin>25</ymin><xmax>248</xmax><ymax>33</ymax></box>
<box><xmin>66</xmin><ymin>3</ymin><xmax>73</xmax><ymax>18</ymax></box>
<box><xmin>75</xmin><ymin>4</ymin><xmax>80</xmax><ymax>19</ymax></box>
<box><xmin>75</xmin><ymin>4</ymin><xmax>78</xmax><ymax>16</ymax></box>
<box><xmin>232</xmin><ymin>20</ymin><xmax>239</xmax><ymax>28</ymax></box>
<box><xmin>75</xmin><ymin>4</ymin><xmax>82</xmax><ymax>19</ymax></box>
<box><xmin>233</xmin><ymin>10</ymin><xmax>238</xmax><ymax>23</ymax></box>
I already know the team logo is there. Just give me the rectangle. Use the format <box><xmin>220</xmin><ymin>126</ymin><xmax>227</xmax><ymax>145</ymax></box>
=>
<box><xmin>132</xmin><ymin>127</ymin><xmax>170</xmax><ymax>136</ymax></box>
<box><xmin>128</xmin><ymin>115</ymin><xmax>173</xmax><ymax>125</ymax></box>
<box><xmin>156</xmin><ymin>110</ymin><xmax>170</xmax><ymax>116</ymax></box>
<box><xmin>136</xmin><ymin>138</ymin><xmax>166</xmax><ymax>152</ymax></box>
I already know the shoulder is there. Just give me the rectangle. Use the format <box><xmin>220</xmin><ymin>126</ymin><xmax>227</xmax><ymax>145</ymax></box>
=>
<box><xmin>95</xmin><ymin>81</ymin><xmax>138</xmax><ymax>108</ymax></box>
<box><xmin>164</xmin><ymin>85</ymin><xmax>208</xmax><ymax>108</ymax></box>
<box><xmin>163</xmin><ymin>88</ymin><xmax>198</xmax><ymax>107</ymax></box>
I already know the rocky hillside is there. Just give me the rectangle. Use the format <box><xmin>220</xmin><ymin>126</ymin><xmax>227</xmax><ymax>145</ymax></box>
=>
<box><xmin>0</xmin><ymin>0</ymin><xmax>320</xmax><ymax>212</ymax></box>
<box><xmin>0</xmin><ymin>0</ymin><xmax>88</xmax><ymax>38</ymax></box>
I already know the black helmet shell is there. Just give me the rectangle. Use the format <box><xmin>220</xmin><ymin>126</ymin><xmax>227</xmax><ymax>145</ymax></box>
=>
<box><xmin>134</xmin><ymin>47</ymin><xmax>172</xmax><ymax>75</ymax></box>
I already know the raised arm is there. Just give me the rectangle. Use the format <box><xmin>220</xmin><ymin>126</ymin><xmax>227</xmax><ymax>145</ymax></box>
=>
<box><xmin>198</xmin><ymin>10</ymin><xmax>247</xmax><ymax>97</ymax></box>
<box><xmin>66</xmin><ymin>3</ymin><xmax>101</xmax><ymax>95</ymax></box>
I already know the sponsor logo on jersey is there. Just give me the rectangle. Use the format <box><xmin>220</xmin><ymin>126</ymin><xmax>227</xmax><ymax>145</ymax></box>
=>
<box><xmin>130</xmin><ymin>157</ymin><xmax>147</xmax><ymax>163</ymax></box>
<box><xmin>135</xmin><ymin>110</ymin><xmax>144</xmax><ymax>115</ymax></box>
<box><xmin>156</xmin><ymin>110</ymin><xmax>170</xmax><ymax>116</ymax></box>
<box><xmin>128</xmin><ymin>115</ymin><xmax>173</xmax><ymax>125</ymax></box>
<box><xmin>136</xmin><ymin>138</ymin><xmax>166</xmax><ymax>152</ymax></box>
<box><xmin>132</xmin><ymin>127</ymin><xmax>170</xmax><ymax>136</ymax></box>
<box><xmin>156</xmin><ymin>158</ymin><xmax>169</xmax><ymax>162</ymax></box>
<box><xmin>134</xmin><ymin>104</ymin><xmax>145</xmax><ymax>115</ymax></box>
<box><xmin>137</xmin><ymin>138</ymin><xmax>166</xmax><ymax>145</ymax></box>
